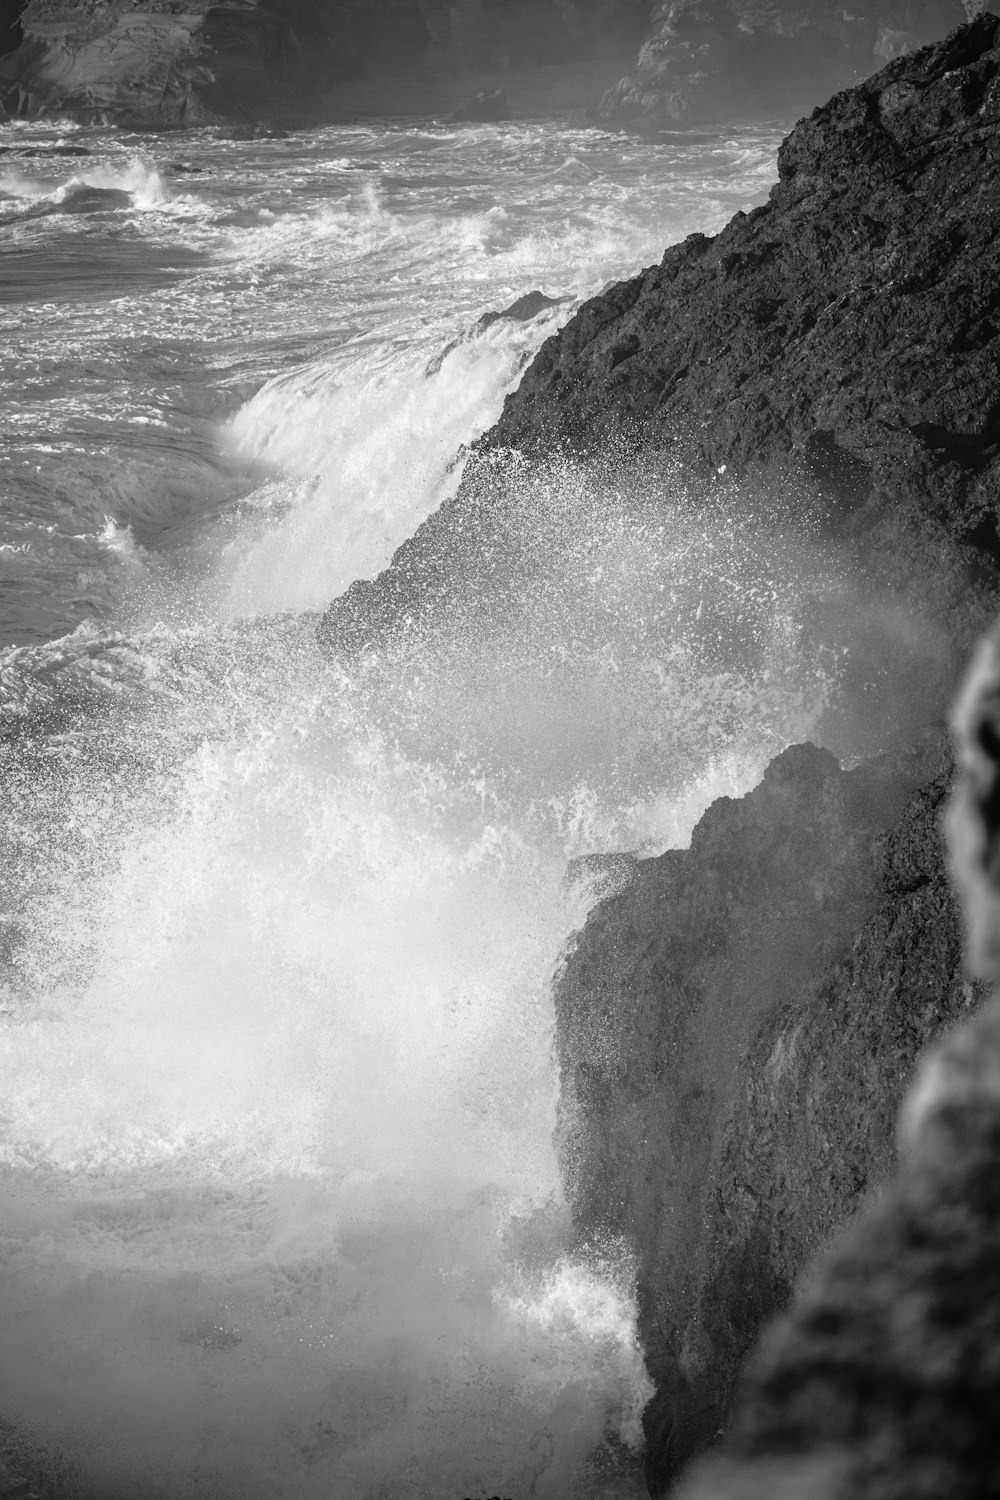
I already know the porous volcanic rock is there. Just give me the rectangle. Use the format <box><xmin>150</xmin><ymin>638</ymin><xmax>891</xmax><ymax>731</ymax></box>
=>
<box><xmin>321</xmin><ymin>14</ymin><xmax>1000</xmax><ymax>697</ymax></box>
<box><xmin>554</xmin><ymin>736</ymin><xmax>980</xmax><ymax>1492</ymax></box>
<box><xmin>601</xmin><ymin>0</ymin><xmax>968</xmax><ymax>126</ymax></box>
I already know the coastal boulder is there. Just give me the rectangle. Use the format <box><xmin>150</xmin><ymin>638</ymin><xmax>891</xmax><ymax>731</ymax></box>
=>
<box><xmin>446</xmin><ymin>86</ymin><xmax>512</xmax><ymax>121</ymax></box>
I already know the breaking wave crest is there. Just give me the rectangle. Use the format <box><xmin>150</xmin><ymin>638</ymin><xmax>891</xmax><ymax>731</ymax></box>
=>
<box><xmin>0</xmin><ymin>115</ymin><xmax>879</xmax><ymax>1500</ymax></box>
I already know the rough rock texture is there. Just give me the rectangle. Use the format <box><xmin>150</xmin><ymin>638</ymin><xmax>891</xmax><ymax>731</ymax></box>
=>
<box><xmin>321</xmin><ymin>15</ymin><xmax>1000</xmax><ymax>690</ymax></box>
<box><xmin>0</xmin><ymin>0</ymin><xmax>649</xmax><ymax>125</ymax></box>
<box><xmin>602</xmin><ymin>0</ymin><xmax>969</xmax><ymax>125</ymax></box>
<box><xmin>555</xmin><ymin>737</ymin><xmax>981</xmax><ymax>1491</ymax></box>
<box><xmin>314</xmin><ymin>25</ymin><xmax>1000</xmax><ymax>1492</ymax></box>
<box><xmin>672</xmin><ymin>995</ymin><xmax>1000</xmax><ymax>1500</ymax></box>
<box><xmin>670</xmin><ymin>618</ymin><xmax>1000</xmax><ymax>1500</ymax></box>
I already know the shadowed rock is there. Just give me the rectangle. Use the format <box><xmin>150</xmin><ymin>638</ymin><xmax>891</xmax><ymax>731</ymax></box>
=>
<box><xmin>668</xmin><ymin>618</ymin><xmax>1000</xmax><ymax>1498</ymax></box>
<box><xmin>446</xmin><ymin>86</ymin><xmax>512</xmax><ymax>121</ymax></box>
<box><xmin>322</xmin><ymin>16</ymin><xmax>1000</xmax><ymax>752</ymax></box>
<box><xmin>0</xmin><ymin>0</ymin><xmax>650</xmax><ymax>127</ymax></box>
<box><xmin>553</xmin><ymin>731</ymin><xmax>979</xmax><ymax>1492</ymax></box>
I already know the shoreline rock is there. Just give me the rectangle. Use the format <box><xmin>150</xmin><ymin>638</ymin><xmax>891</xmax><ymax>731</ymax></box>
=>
<box><xmin>554</xmin><ymin>733</ymin><xmax>981</xmax><ymax>1492</ymax></box>
<box><xmin>671</xmin><ymin>621</ymin><xmax>1000</xmax><ymax>1499</ymax></box>
<box><xmin>322</xmin><ymin>15</ymin><xmax>1000</xmax><ymax>765</ymax></box>
<box><xmin>316</xmin><ymin>17</ymin><xmax>1000</xmax><ymax>1493</ymax></box>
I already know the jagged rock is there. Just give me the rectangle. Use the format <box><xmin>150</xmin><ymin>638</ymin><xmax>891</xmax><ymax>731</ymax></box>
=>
<box><xmin>446</xmin><ymin>85</ymin><xmax>512</xmax><ymax>120</ymax></box>
<box><xmin>423</xmin><ymin>288</ymin><xmax>570</xmax><ymax>376</ymax></box>
<box><xmin>474</xmin><ymin>289</ymin><xmax>572</xmax><ymax>330</ymax></box>
<box><xmin>670</xmin><ymin>617</ymin><xmax>1000</xmax><ymax>1500</ymax></box>
<box><xmin>601</xmin><ymin>0</ymin><xmax>967</xmax><ymax>125</ymax></box>
<box><xmin>483</xmin><ymin>10</ymin><xmax>1000</xmax><ymax>530</ymax></box>
<box><xmin>320</xmin><ymin>17</ymin><xmax>1000</xmax><ymax>1497</ymax></box>
<box><xmin>321</xmin><ymin>16</ymin><xmax>1000</xmax><ymax>746</ymax></box>
<box><xmin>553</xmin><ymin>734</ymin><xmax>980</xmax><ymax>1492</ymax></box>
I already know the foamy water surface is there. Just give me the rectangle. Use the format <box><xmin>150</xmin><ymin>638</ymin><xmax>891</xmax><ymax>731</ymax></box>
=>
<box><xmin>0</xmin><ymin>113</ymin><xmax>796</xmax><ymax>1497</ymax></box>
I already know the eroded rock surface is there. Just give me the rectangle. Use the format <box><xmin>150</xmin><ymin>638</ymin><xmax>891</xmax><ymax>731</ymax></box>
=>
<box><xmin>669</xmin><ymin>618</ymin><xmax>1000</xmax><ymax>1500</ymax></box>
<box><xmin>322</xmin><ymin>16</ymin><xmax>1000</xmax><ymax>710</ymax></box>
<box><xmin>555</xmin><ymin>735</ymin><xmax>980</xmax><ymax>1491</ymax></box>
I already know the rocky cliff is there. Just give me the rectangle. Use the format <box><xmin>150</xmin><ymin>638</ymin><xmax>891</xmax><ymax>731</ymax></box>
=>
<box><xmin>0</xmin><ymin>0</ymin><xmax>649</xmax><ymax>126</ymax></box>
<box><xmin>323</xmin><ymin>14</ymin><xmax>1000</xmax><ymax>753</ymax></box>
<box><xmin>0</xmin><ymin>0</ymin><xmax>979</xmax><ymax>127</ymax></box>
<box><xmin>556</xmin><ymin>736</ymin><xmax>982</xmax><ymax>1491</ymax></box>
<box><xmin>317</xmin><ymin>17</ymin><xmax>1000</xmax><ymax>1496</ymax></box>
<box><xmin>670</xmin><ymin>622</ymin><xmax>1000</xmax><ymax>1499</ymax></box>
<box><xmin>602</xmin><ymin>0</ymin><xmax>971</xmax><ymax>126</ymax></box>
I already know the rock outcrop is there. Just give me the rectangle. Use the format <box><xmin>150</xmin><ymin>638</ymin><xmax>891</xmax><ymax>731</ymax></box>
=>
<box><xmin>555</xmin><ymin>734</ymin><xmax>983</xmax><ymax>1492</ymax></box>
<box><xmin>323</xmin><ymin>15</ymin><xmax>1000</xmax><ymax>751</ymax></box>
<box><xmin>4</xmin><ymin>0</ymin><xmax>975</xmax><ymax>128</ymax></box>
<box><xmin>316</xmin><ymin>18</ymin><xmax>1000</xmax><ymax>1495</ymax></box>
<box><xmin>670</xmin><ymin>618</ymin><xmax>1000</xmax><ymax>1500</ymax></box>
<box><xmin>602</xmin><ymin>0</ymin><xmax>970</xmax><ymax>126</ymax></box>
<box><xmin>0</xmin><ymin>0</ymin><xmax>649</xmax><ymax>126</ymax></box>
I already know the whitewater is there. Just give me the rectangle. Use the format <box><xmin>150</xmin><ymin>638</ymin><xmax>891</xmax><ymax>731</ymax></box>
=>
<box><xmin>0</xmin><ymin>114</ymin><xmax>798</xmax><ymax>1498</ymax></box>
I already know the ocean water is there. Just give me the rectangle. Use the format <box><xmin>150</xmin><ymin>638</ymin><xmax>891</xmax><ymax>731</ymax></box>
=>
<box><xmin>0</xmin><ymin>114</ymin><xmax>806</xmax><ymax>1498</ymax></box>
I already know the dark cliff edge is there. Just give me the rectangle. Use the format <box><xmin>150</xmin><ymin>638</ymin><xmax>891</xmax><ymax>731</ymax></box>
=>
<box><xmin>318</xmin><ymin>17</ymin><xmax>1000</xmax><ymax>1496</ymax></box>
<box><xmin>670</xmin><ymin>618</ymin><xmax>1000</xmax><ymax>1499</ymax></box>
<box><xmin>323</xmin><ymin>14</ymin><xmax>1000</xmax><ymax>742</ymax></box>
<box><xmin>555</xmin><ymin>736</ymin><xmax>984</xmax><ymax>1491</ymax></box>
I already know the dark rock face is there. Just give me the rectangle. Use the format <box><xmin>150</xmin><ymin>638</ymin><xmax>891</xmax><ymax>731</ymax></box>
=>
<box><xmin>671</xmin><ymin>618</ymin><xmax>1000</xmax><ymax>1500</ymax></box>
<box><xmin>0</xmin><ymin>0</ymin><xmax>650</xmax><ymax>125</ymax></box>
<box><xmin>488</xmin><ymin>12</ymin><xmax>1000</xmax><ymax>527</ymax></box>
<box><xmin>322</xmin><ymin>16</ymin><xmax>1000</xmax><ymax>752</ymax></box>
<box><xmin>602</xmin><ymin>0</ymin><xmax>968</xmax><ymax>126</ymax></box>
<box><xmin>673</xmin><ymin>999</ymin><xmax>1000</xmax><ymax>1500</ymax></box>
<box><xmin>320</xmin><ymin>19</ymin><xmax>1000</xmax><ymax>1497</ymax></box>
<box><xmin>446</xmin><ymin>85</ymin><xmax>512</xmax><ymax>120</ymax></box>
<box><xmin>554</xmin><ymin>736</ymin><xmax>980</xmax><ymax>1491</ymax></box>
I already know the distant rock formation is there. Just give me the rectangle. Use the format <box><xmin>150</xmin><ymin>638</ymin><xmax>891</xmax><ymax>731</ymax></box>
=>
<box><xmin>1</xmin><ymin>0</ymin><xmax>977</xmax><ymax>127</ymax></box>
<box><xmin>446</xmin><ymin>85</ymin><xmax>512</xmax><ymax>120</ymax></box>
<box><xmin>0</xmin><ymin>0</ymin><xmax>650</xmax><ymax>126</ymax></box>
<box><xmin>602</xmin><ymin>0</ymin><xmax>971</xmax><ymax>125</ymax></box>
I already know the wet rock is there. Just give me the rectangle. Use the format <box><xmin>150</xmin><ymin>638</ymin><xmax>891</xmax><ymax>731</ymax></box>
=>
<box><xmin>0</xmin><ymin>142</ymin><xmax>91</xmax><ymax>155</ymax></box>
<box><xmin>474</xmin><ymin>289</ymin><xmax>571</xmax><ymax>330</ymax></box>
<box><xmin>315</xmin><ymin>17</ymin><xmax>1000</xmax><ymax>1496</ymax></box>
<box><xmin>424</xmin><ymin>288</ymin><xmax>570</xmax><ymax>376</ymax></box>
<box><xmin>484</xmin><ymin>12</ymin><xmax>1000</xmax><ymax>519</ymax></box>
<box><xmin>671</xmin><ymin>617</ymin><xmax>1000</xmax><ymax>1500</ymax></box>
<box><xmin>322</xmin><ymin>16</ymin><xmax>1000</xmax><ymax>707</ymax></box>
<box><xmin>554</xmin><ymin>737</ymin><xmax>980</xmax><ymax>1492</ymax></box>
<box><xmin>446</xmin><ymin>86</ymin><xmax>512</xmax><ymax>122</ymax></box>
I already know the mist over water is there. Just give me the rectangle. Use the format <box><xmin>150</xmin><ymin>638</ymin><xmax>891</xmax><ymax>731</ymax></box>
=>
<box><xmin>0</xmin><ymin>112</ymin><xmax>897</xmax><ymax>1496</ymax></box>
